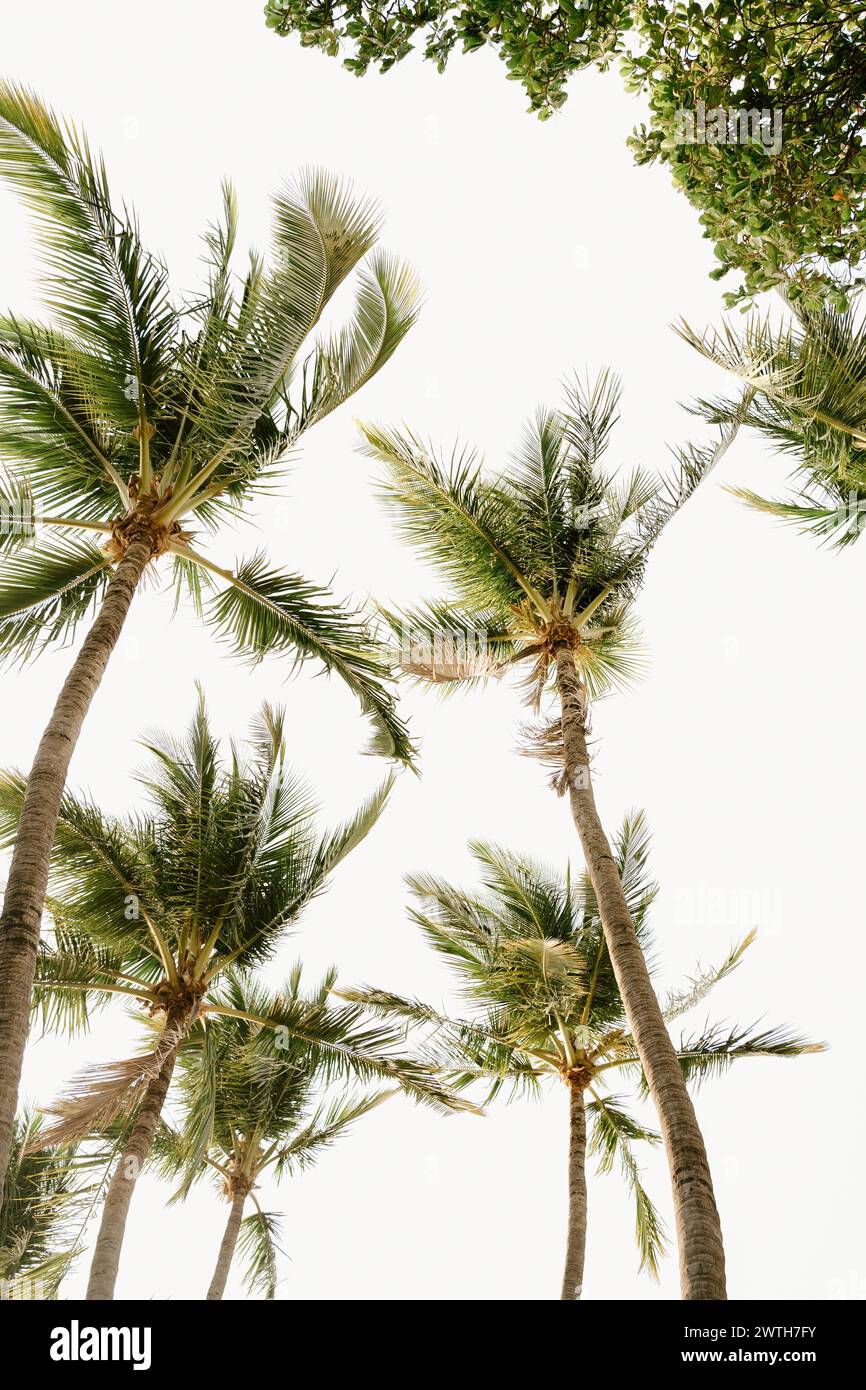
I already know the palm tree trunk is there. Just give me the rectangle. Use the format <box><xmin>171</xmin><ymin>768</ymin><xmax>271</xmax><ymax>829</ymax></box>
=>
<box><xmin>86</xmin><ymin>1037</ymin><xmax>178</xmax><ymax>1300</ymax></box>
<box><xmin>554</xmin><ymin>647</ymin><xmax>726</xmax><ymax>1300</ymax></box>
<box><xmin>206</xmin><ymin>1188</ymin><xmax>247</xmax><ymax>1300</ymax></box>
<box><xmin>560</xmin><ymin>1083</ymin><xmax>587</xmax><ymax>1301</ymax></box>
<box><xmin>0</xmin><ymin>536</ymin><xmax>153</xmax><ymax>1203</ymax></box>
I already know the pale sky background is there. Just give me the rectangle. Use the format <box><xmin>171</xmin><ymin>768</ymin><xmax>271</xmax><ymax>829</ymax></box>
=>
<box><xmin>1</xmin><ymin>1</ymin><xmax>864</xmax><ymax>1302</ymax></box>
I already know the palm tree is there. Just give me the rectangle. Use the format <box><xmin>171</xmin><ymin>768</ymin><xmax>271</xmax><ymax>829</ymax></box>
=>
<box><xmin>677</xmin><ymin>298</ymin><xmax>866</xmax><ymax>545</ymax></box>
<box><xmin>0</xmin><ymin>694</ymin><xmax>466</xmax><ymax>1299</ymax></box>
<box><xmin>345</xmin><ymin>814</ymin><xmax>823</xmax><ymax>1299</ymax></box>
<box><xmin>0</xmin><ymin>82</ymin><xmax>420</xmax><ymax>1201</ymax></box>
<box><xmin>359</xmin><ymin>373</ymin><xmax>750</xmax><ymax>1298</ymax></box>
<box><xmin>0</xmin><ymin>1110</ymin><xmax>88</xmax><ymax>1298</ymax></box>
<box><xmin>155</xmin><ymin>971</ymin><xmax>396</xmax><ymax>1300</ymax></box>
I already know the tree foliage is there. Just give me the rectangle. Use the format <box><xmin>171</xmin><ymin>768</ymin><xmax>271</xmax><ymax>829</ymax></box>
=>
<box><xmin>362</xmin><ymin>370</ymin><xmax>743</xmax><ymax>734</ymax></box>
<box><xmin>0</xmin><ymin>83</ymin><xmax>420</xmax><ymax>761</ymax></box>
<box><xmin>343</xmin><ymin>814</ymin><xmax>822</xmax><ymax>1278</ymax></box>
<box><xmin>0</xmin><ymin>1112</ymin><xmax>89</xmax><ymax>1298</ymax></box>
<box><xmin>263</xmin><ymin>1</ymin><xmax>866</xmax><ymax>308</ymax></box>
<box><xmin>625</xmin><ymin>4</ymin><xmax>866</xmax><ymax>311</ymax></box>
<box><xmin>0</xmin><ymin>693</ymin><xmax>465</xmax><ymax>1154</ymax></box>
<box><xmin>155</xmin><ymin>970</ymin><xmax>394</xmax><ymax>1297</ymax></box>
<box><xmin>679</xmin><ymin>297</ymin><xmax>866</xmax><ymax>544</ymax></box>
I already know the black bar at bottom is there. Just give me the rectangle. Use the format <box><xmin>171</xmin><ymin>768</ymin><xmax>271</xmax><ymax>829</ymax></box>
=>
<box><xmin>0</xmin><ymin>1297</ymin><xmax>857</xmax><ymax>1375</ymax></box>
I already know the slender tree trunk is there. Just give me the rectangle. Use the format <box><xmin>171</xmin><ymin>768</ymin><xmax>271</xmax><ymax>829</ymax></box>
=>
<box><xmin>206</xmin><ymin>1188</ymin><xmax>247</xmax><ymax>1300</ymax></box>
<box><xmin>560</xmin><ymin>1083</ymin><xmax>588</xmax><ymax>1301</ymax></box>
<box><xmin>555</xmin><ymin>647</ymin><xmax>726</xmax><ymax>1300</ymax></box>
<box><xmin>86</xmin><ymin>1038</ymin><xmax>178</xmax><ymax>1300</ymax></box>
<box><xmin>0</xmin><ymin>537</ymin><xmax>153</xmax><ymax>1203</ymax></box>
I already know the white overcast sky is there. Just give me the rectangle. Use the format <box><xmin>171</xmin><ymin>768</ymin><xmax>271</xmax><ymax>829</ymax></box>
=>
<box><xmin>1</xmin><ymin>1</ymin><xmax>864</xmax><ymax>1302</ymax></box>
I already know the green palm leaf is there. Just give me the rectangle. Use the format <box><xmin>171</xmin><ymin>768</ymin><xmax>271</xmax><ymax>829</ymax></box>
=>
<box><xmin>236</xmin><ymin>1209</ymin><xmax>282</xmax><ymax>1299</ymax></box>
<box><xmin>679</xmin><ymin>301</ymin><xmax>866</xmax><ymax>547</ymax></box>
<box><xmin>586</xmin><ymin>1093</ymin><xmax>667</xmax><ymax>1277</ymax></box>
<box><xmin>674</xmin><ymin>1022</ymin><xmax>826</xmax><ymax>1090</ymax></box>
<box><xmin>303</xmin><ymin>252</ymin><xmax>421</xmax><ymax>429</ymax></box>
<box><xmin>203</xmin><ymin>550</ymin><xmax>414</xmax><ymax>763</ymax></box>
<box><xmin>271</xmin><ymin>1091</ymin><xmax>390</xmax><ymax>1176</ymax></box>
<box><xmin>0</xmin><ymin>1110</ymin><xmax>89</xmax><ymax>1298</ymax></box>
<box><xmin>662</xmin><ymin>930</ymin><xmax>757</xmax><ymax>1023</ymax></box>
<box><xmin>0</xmin><ymin>536</ymin><xmax>111</xmax><ymax>665</ymax></box>
<box><xmin>0</xmin><ymin>317</ymin><xmax>130</xmax><ymax>513</ymax></box>
<box><xmin>361</xmin><ymin>424</ymin><xmax>537</xmax><ymax>613</ymax></box>
<box><xmin>0</xmin><ymin>82</ymin><xmax>174</xmax><ymax>416</ymax></box>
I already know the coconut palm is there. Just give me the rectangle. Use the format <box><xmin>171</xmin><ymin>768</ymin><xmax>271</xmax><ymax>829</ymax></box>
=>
<box><xmin>359</xmin><ymin>373</ymin><xmax>749</xmax><ymax>1298</ymax></box>
<box><xmin>345</xmin><ymin>813</ymin><xmax>823</xmax><ymax>1299</ymax></box>
<box><xmin>678</xmin><ymin>298</ymin><xmax>866</xmax><ymax>545</ymax></box>
<box><xmin>155</xmin><ymin>971</ymin><xmax>396</xmax><ymax>1300</ymax></box>
<box><xmin>0</xmin><ymin>694</ymin><xmax>466</xmax><ymax>1300</ymax></box>
<box><xmin>0</xmin><ymin>82</ymin><xmax>420</xmax><ymax>1200</ymax></box>
<box><xmin>0</xmin><ymin>1110</ymin><xmax>89</xmax><ymax>1298</ymax></box>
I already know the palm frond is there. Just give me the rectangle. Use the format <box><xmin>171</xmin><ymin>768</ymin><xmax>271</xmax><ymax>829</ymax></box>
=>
<box><xmin>300</xmin><ymin>253</ymin><xmax>421</xmax><ymax>429</ymax></box>
<box><xmin>309</xmin><ymin>774</ymin><xmax>394</xmax><ymax>883</ymax></box>
<box><xmin>33</xmin><ymin>1023</ymin><xmax>183</xmax><ymax>1149</ymax></box>
<box><xmin>379</xmin><ymin>600</ymin><xmax>514</xmax><ymax>692</ymax></box>
<box><xmin>0</xmin><ymin>536</ymin><xmax>111</xmax><ymax>666</ymax></box>
<box><xmin>0</xmin><ymin>468</ymin><xmax>36</xmax><ymax>555</ymax></box>
<box><xmin>663</xmin><ymin>930</ymin><xmax>757</xmax><ymax>1023</ymax></box>
<box><xmin>559</xmin><ymin>369</ymin><xmax>623</xmax><ymax>469</ymax></box>
<box><xmin>675</xmin><ymin>1021</ymin><xmax>826</xmax><ymax>1090</ymax></box>
<box><xmin>361</xmin><ymin>422</ymin><xmax>537</xmax><ymax>613</ymax></box>
<box><xmin>243</xmin><ymin>170</ymin><xmax>382</xmax><ymax>412</ymax></box>
<box><xmin>0</xmin><ymin>317</ymin><xmax>129</xmax><ymax>510</ymax></box>
<box><xmin>32</xmin><ymin>908</ymin><xmax>143</xmax><ymax>1036</ymax></box>
<box><xmin>0</xmin><ymin>1110</ymin><xmax>89</xmax><ymax>1297</ymax></box>
<box><xmin>202</xmin><ymin>550</ymin><xmax>414</xmax><ymax>763</ymax></box>
<box><xmin>679</xmin><ymin>302</ymin><xmax>866</xmax><ymax>548</ymax></box>
<box><xmin>272</xmin><ymin>1091</ymin><xmax>391</xmax><ymax>1176</ymax></box>
<box><xmin>208</xmin><ymin>993</ymin><xmax>477</xmax><ymax>1117</ymax></box>
<box><xmin>1</xmin><ymin>775</ymin><xmax>168</xmax><ymax>971</ymax></box>
<box><xmin>632</xmin><ymin>401</ymin><xmax>752</xmax><ymax>554</ymax></box>
<box><xmin>237</xmin><ymin>1208</ymin><xmax>283</xmax><ymax>1299</ymax></box>
<box><xmin>586</xmin><ymin>1092</ymin><xmax>667</xmax><ymax>1277</ymax></box>
<box><xmin>725</xmin><ymin>484</ymin><xmax>866</xmax><ymax>547</ymax></box>
<box><xmin>0</xmin><ymin>82</ymin><xmax>174</xmax><ymax>419</ymax></box>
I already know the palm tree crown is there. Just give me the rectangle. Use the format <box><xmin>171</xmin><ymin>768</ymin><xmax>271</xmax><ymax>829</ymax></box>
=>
<box><xmin>0</xmin><ymin>693</ymin><xmax>470</xmax><ymax>1297</ymax></box>
<box><xmin>360</xmin><ymin>372</ymin><xmax>751</xmax><ymax>1299</ymax></box>
<box><xmin>362</xmin><ymin>372</ymin><xmax>740</xmax><ymax>713</ymax></box>
<box><xmin>679</xmin><ymin>298</ymin><xmax>866</xmax><ymax>548</ymax></box>
<box><xmin>0</xmin><ymin>692</ymin><xmax>463</xmax><ymax>1142</ymax></box>
<box><xmin>159</xmin><ymin>969</ymin><xmax>395</xmax><ymax>1298</ymax></box>
<box><xmin>347</xmin><ymin>813</ymin><xmax>823</xmax><ymax>1285</ymax></box>
<box><xmin>0</xmin><ymin>82</ymin><xmax>419</xmax><ymax>757</ymax></box>
<box><xmin>0</xmin><ymin>1110</ymin><xmax>87</xmax><ymax>1298</ymax></box>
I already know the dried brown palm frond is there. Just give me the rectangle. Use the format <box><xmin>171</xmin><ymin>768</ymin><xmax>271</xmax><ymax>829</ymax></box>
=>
<box><xmin>397</xmin><ymin>634</ymin><xmax>505</xmax><ymax>685</ymax></box>
<box><xmin>517</xmin><ymin>710</ymin><xmax>595</xmax><ymax>795</ymax></box>
<box><xmin>512</xmin><ymin>647</ymin><xmax>555</xmax><ymax>712</ymax></box>
<box><xmin>399</xmin><ymin>652</ymin><xmax>504</xmax><ymax>684</ymax></box>
<box><xmin>517</xmin><ymin>715</ymin><xmax>568</xmax><ymax>793</ymax></box>
<box><xmin>30</xmin><ymin>1019</ymin><xmax>187</xmax><ymax>1151</ymax></box>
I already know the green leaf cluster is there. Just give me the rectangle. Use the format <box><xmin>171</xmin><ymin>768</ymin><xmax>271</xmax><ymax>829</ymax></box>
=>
<box><xmin>263</xmin><ymin>1</ymin><xmax>866</xmax><ymax>306</ymax></box>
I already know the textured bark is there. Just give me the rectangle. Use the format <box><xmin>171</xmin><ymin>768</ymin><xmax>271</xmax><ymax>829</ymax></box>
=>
<box><xmin>555</xmin><ymin>647</ymin><xmax>726</xmax><ymax>1300</ymax></box>
<box><xmin>86</xmin><ymin>1040</ymin><xmax>178</xmax><ymax>1300</ymax></box>
<box><xmin>560</xmin><ymin>1084</ymin><xmax>588</xmax><ymax>1301</ymax></box>
<box><xmin>206</xmin><ymin>1188</ymin><xmax>247</xmax><ymax>1300</ymax></box>
<box><xmin>0</xmin><ymin>536</ymin><xmax>153</xmax><ymax>1205</ymax></box>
